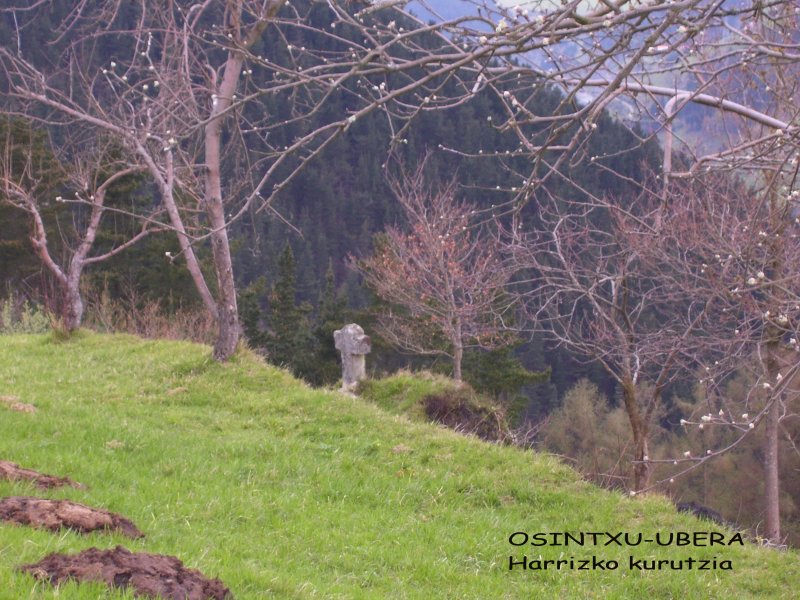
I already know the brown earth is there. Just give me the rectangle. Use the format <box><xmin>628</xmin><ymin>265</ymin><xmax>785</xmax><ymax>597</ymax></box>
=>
<box><xmin>0</xmin><ymin>496</ymin><xmax>143</xmax><ymax>538</ymax></box>
<box><xmin>20</xmin><ymin>546</ymin><xmax>232</xmax><ymax>600</ymax></box>
<box><xmin>0</xmin><ymin>460</ymin><xmax>83</xmax><ymax>489</ymax></box>
<box><xmin>423</xmin><ymin>392</ymin><xmax>509</xmax><ymax>442</ymax></box>
<box><xmin>0</xmin><ymin>395</ymin><xmax>36</xmax><ymax>413</ymax></box>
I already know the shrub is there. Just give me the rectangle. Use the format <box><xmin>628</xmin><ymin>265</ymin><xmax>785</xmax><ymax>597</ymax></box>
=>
<box><xmin>0</xmin><ymin>296</ymin><xmax>51</xmax><ymax>334</ymax></box>
<box><xmin>83</xmin><ymin>285</ymin><xmax>216</xmax><ymax>344</ymax></box>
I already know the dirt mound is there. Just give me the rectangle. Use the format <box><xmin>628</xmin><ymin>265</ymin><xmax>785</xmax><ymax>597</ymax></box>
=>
<box><xmin>20</xmin><ymin>546</ymin><xmax>231</xmax><ymax>600</ymax></box>
<box><xmin>0</xmin><ymin>460</ymin><xmax>83</xmax><ymax>489</ymax></box>
<box><xmin>677</xmin><ymin>501</ymin><xmax>736</xmax><ymax>528</ymax></box>
<box><xmin>423</xmin><ymin>392</ymin><xmax>509</xmax><ymax>442</ymax></box>
<box><xmin>0</xmin><ymin>496</ymin><xmax>143</xmax><ymax>538</ymax></box>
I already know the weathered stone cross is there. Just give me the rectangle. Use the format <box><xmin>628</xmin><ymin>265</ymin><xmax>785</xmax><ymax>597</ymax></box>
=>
<box><xmin>333</xmin><ymin>323</ymin><xmax>371</xmax><ymax>393</ymax></box>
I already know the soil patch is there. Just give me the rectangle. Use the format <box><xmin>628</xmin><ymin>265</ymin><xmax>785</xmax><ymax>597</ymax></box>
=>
<box><xmin>0</xmin><ymin>460</ymin><xmax>83</xmax><ymax>489</ymax></box>
<box><xmin>20</xmin><ymin>546</ymin><xmax>232</xmax><ymax>600</ymax></box>
<box><xmin>0</xmin><ymin>395</ymin><xmax>36</xmax><ymax>413</ymax></box>
<box><xmin>0</xmin><ymin>496</ymin><xmax>143</xmax><ymax>538</ymax></box>
<box><xmin>676</xmin><ymin>501</ymin><xmax>736</xmax><ymax>528</ymax></box>
<box><xmin>423</xmin><ymin>392</ymin><xmax>509</xmax><ymax>442</ymax></box>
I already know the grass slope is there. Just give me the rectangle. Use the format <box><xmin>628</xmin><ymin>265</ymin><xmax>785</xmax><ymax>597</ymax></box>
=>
<box><xmin>358</xmin><ymin>370</ymin><xmax>458</xmax><ymax>418</ymax></box>
<box><xmin>0</xmin><ymin>333</ymin><xmax>797</xmax><ymax>599</ymax></box>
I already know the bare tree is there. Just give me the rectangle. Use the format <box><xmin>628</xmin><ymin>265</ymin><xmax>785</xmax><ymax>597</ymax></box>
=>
<box><xmin>354</xmin><ymin>161</ymin><xmax>513</xmax><ymax>381</ymax></box>
<box><xmin>2</xmin><ymin>2</ymin><xmax>279</xmax><ymax>356</ymax></box>
<box><xmin>391</xmin><ymin>1</ymin><xmax>799</xmax><ymax>197</ymax></box>
<box><xmin>506</xmin><ymin>166</ymin><xmax>800</xmax><ymax>538</ymax></box>
<box><xmin>623</xmin><ymin>9</ymin><xmax>800</xmax><ymax>542</ymax></box>
<box><xmin>621</xmin><ymin>173</ymin><xmax>800</xmax><ymax>544</ymax></box>
<box><xmin>0</xmin><ymin>0</ymin><xmax>498</xmax><ymax>358</ymax></box>
<box><xmin>505</xmin><ymin>187</ymin><xmax>713</xmax><ymax>492</ymax></box>
<box><xmin>0</xmin><ymin>122</ymin><xmax>159</xmax><ymax>331</ymax></box>
<box><xmin>473</xmin><ymin>0</ymin><xmax>799</xmax><ymax>538</ymax></box>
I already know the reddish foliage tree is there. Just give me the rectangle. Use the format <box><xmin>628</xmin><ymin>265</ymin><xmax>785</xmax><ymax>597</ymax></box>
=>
<box><xmin>355</xmin><ymin>162</ymin><xmax>514</xmax><ymax>381</ymax></box>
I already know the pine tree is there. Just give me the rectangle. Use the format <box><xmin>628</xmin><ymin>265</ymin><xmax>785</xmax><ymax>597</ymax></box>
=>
<box><xmin>462</xmin><ymin>346</ymin><xmax>550</xmax><ymax>425</ymax></box>
<box><xmin>266</xmin><ymin>244</ymin><xmax>301</xmax><ymax>367</ymax></box>
<box><xmin>308</xmin><ymin>261</ymin><xmax>347</xmax><ymax>385</ymax></box>
<box><xmin>238</xmin><ymin>276</ymin><xmax>268</xmax><ymax>348</ymax></box>
<box><xmin>265</xmin><ymin>243</ymin><xmax>315</xmax><ymax>375</ymax></box>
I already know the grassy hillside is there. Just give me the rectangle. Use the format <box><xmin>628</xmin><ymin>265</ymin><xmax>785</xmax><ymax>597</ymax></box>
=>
<box><xmin>0</xmin><ymin>333</ymin><xmax>797</xmax><ymax>599</ymax></box>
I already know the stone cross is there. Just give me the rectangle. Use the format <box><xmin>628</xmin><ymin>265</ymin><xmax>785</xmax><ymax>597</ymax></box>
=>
<box><xmin>334</xmin><ymin>323</ymin><xmax>371</xmax><ymax>393</ymax></box>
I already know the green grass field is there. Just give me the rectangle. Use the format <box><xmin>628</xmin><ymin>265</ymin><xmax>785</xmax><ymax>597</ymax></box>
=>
<box><xmin>0</xmin><ymin>333</ymin><xmax>798</xmax><ymax>599</ymax></box>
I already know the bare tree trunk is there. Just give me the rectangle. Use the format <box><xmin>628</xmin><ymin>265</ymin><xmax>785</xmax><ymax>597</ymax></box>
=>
<box><xmin>157</xmin><ymin>180</ymin><xmax>219</xmax><ymax>321</ymax></box>
<box><xmin>621</xmin><ymin>380</ymin><xmax>650</xmax><ymax>492</ymax></box>
<box><xmin>197</xmin><ymin>6</ymin><xmax>277</xmax><ymax>361</ymax></box>
<box><xmin>204</xmin><ymin>53</ymin><xmax>245</xmax><ymax>361</ymax></box>
<box><xmin>763</xmin><ymin>396</ymin><xmax>781</xmax><ymax>543</ymax></box>
<box><xmin>62</xmin><ymin>269</ymin><xmax>84</xmax><ymax>332</ymax></box>
<box><xmin>763</xmin><ymin>325</ymin><xmax>782</xmax><ymax>544</ymax></box>
<box><xmin>208</xmin><ymin>203</ymin><xmax>239</xmax><ymax>360</ymax></box>
<box><xmin>453</xmin><ymin>342</ymin><xmax>463</xmax><ymax>382</ymax></box>
<box><xmin>761</xmin><ymin>185</ymin><xmax>785</xmax><ymax>544</ymax></box>
<box><xmin>452</xmin><ymin>316</ymin><xmax>464</xmax><ymax>382</ymax></box>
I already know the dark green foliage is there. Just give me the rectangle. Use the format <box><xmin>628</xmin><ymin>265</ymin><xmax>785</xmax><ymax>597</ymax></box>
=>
<box><xmin>462</xmin><ymin>346</ymin><xmax>550</xmax><ymax>425</ymax></box>
<box><xmin>0</xmin><ymin>199</ymin><xmax>41</xmax><ymax>291</ymax></box>
<box><xmin>240</xmin><ymin>253</ymin><xmax>348</xmax><ymax>386</ymax></box>
<box><xmin>308</xmin><ymin>262</ymin><xmax>348</xmax><ymax>385</ymax></box>
<box><xmin>86</xmin><ymin>184</ymin><xmax>205</xmax><ymax>312</ymax></box>
<box><xmin>0</xmin><ymin>118</ymin><xmax>66</xmax><ymax>295</ymax></box>
<box><xmin>463</xmin><ymin>347</ymin><xmax>550</xmax><ymax>398</ymax></box>
<box><xmin>239</xmin><ymin>276</ymin><xmax>268</xmax><ymax>348</ymax></box>
<box><xmin>99</xmin><ymin>240</ymin><xmax>206</xmax><ymax>310</ymax></box>
<box><xmin>264</xmin><ymin>244</ymin><xmax>314</xmax><ymax>371</ymax></box>
<box><xmin>238</xmin><ymin>243</ymin><xmax>326</xmax><ymax>383</ymax></box>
